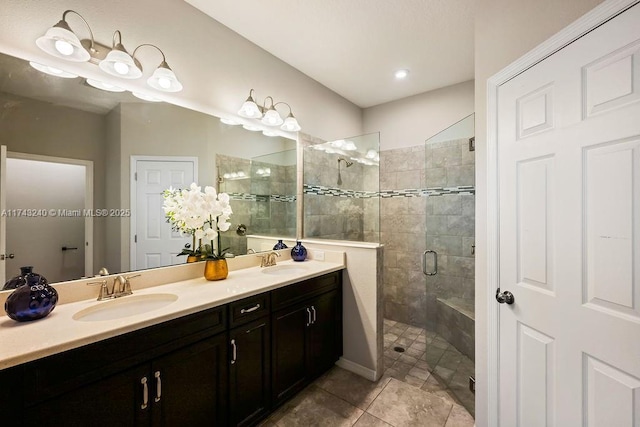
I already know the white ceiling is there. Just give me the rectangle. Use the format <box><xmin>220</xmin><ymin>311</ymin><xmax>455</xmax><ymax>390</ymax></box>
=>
<box><xmin>184</xmin><ymin>0</ymin><xmax>475</xmax><ymax>108</ymax></box>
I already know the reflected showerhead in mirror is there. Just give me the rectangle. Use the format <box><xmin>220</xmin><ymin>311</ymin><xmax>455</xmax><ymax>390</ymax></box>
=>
<box><xmin>337</xmin><ymin>158</ymin><xmax>353</xmax><ymax>186</ymax></box>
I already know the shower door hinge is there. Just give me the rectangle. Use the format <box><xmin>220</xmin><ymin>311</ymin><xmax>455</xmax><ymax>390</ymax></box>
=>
<box><xmin>468</xmin><ymin>137</ymin><xmax>475</xmax><ymax>152</ymax></box>
<box><xmin>469</xmin><ymin>376</ymin><xmax>476</xmax><ymax>393</ymax></box>
<box><xmin>134</xmin><ymin>235</ymin><xmax>137</xmax><ymax>243</ymax></box>
<box><xmin>134</xmin><ymin>172</ymin><xmax>137</xmax><ymax>181</ymax></box>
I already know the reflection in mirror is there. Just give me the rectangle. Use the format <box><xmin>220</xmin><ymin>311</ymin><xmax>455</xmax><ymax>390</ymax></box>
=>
<box><xmin>217</xmin><ymin>148</ymin><xmax>297</xmax><ymax>256</ymax></box>
<box><xmin>0</xmin><ymin>51</ymin><xmax>297</xmax><ymax>285</ymax></box>
<box><xmin>302</xmin><ymin>133</ymin><xmax>380</xmax><ymax>242</ymax></box>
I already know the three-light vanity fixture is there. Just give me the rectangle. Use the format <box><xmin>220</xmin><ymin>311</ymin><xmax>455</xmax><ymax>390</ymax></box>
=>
<box><xmin>235</xmin><ymin>89</ymin><xmax>302</xmax><ymax>132</ymax></box>
<box><xmin>32</xmin><ymin>10</ymin><xmax>182</xmax><ymax>95</ymax></box>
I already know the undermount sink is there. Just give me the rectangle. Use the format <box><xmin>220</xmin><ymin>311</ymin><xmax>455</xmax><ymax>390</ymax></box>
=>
<box><xmin>73</xmin><ymin>293</ymin><xmax>179</xmax><ymax>322</ymax></box>
<box><xmin>261</xmin><ymin>264</ymin><xmax>309</xmax><ymax>276</ymax></box>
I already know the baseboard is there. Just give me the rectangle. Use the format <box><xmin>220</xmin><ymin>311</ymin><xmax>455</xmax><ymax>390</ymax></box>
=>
<box><xmin>335</xmin><ymin>357</ymin><xmax>379</xmax><ymax>381</ymax></box>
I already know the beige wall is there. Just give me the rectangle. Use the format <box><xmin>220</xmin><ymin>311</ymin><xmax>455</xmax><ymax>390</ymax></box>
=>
<box><xmin>0</xmin><ymin>0</ymin><xmax>363</xmax><ymax>143</ymax></box>
<box><xmin>473</xmin><ymin>1</ymin><xmax>605</xmax><ymax>425</ymax></box>
<box><xmin>363</xmin><ymin>80</ymin><xmax>474</xmax><ymax>150</ymax></box>
<box><xmin>0</xmin><ymin>91</ymin><xmax>107</xmax><ymax>274</ymax></box>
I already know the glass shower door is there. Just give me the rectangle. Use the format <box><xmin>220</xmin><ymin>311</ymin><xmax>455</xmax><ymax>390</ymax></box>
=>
<box><xmin>423</xmin><ymin>114</ymin><xmax>475</xmax><ymax>414</ymax></box>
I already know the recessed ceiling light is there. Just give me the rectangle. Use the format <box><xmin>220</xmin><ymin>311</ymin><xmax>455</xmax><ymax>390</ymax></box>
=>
<box><xmin>394</xmin><ymin>69</ymin><xmax>410</xmax><ymax>79</ymax></box>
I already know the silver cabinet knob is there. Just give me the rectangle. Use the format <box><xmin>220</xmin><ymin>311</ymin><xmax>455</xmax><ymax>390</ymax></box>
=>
<box><xmin>496</xmin><ymin>288</ymin><xmax>515</xmax><ymax>305</ymax></box>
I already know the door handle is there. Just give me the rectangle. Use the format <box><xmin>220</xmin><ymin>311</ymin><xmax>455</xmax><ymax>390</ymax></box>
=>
<box><xmin>0</xmin><ymin>253</ymin><xmax>14</xmax><ymax>260</ymax></box>
<box><xmin>306</xmin><ymin>307</ymin><xmax>311</xmax><ymax>327</ymax></box>
<box><xmin>230</xmin><ymin>339</ymin><xmax>237</xmax><ymax>364</ymax></box>
<box><xmin>240</xmin><ymin>303</ymin><xmax>260</xmax><ymax>314</ymax></box>
<box><xmin>140</xmin><ymin>376</ymin><xmax>149</xmax><ymax>409</ymax></box>
<box><xmin>310</xmin><ymin>306</ymin><xmax>317</xmax><ymax>324</ymax></box>
<box><xmin>495</xmin><ymin>288</ymin><xmax>515</xmax><ymax>305</ymax></box>
<box><xmin>154</xmin><ymin>371</ymin><xmax>161</xmax><ymax>403</ymax></box>
<box><xmin>422</xmin><ymin>250</ymin><xmax>437</xmax><ymax>276</ymax></box>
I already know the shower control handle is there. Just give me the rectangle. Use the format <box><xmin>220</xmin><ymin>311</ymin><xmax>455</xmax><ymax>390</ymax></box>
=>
<box><xmin>422</xmin><ymin>250</ymin><xmax>437</xmax><ymax>276</ymax></box>
<box><xmin>495</xmin><ymin>288</ymin><xmax>515</xmax><ymax>305</ymax></box>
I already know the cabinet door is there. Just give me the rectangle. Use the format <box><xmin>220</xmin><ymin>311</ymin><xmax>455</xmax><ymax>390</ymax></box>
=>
<box><xmin>27</xmin><ymin>364</ymin><xmax>150</xmax><ymax>427</ymax></box>
<box><xmin>308</xmin><ymin>289</ymin><xmax>341</xmax><ymax>378</ymax></box>
<box><xmin>271</xmin><ymin>303</ymin><xmax>310</xmax><ymax>405</ymax></box>
<box><xmin>229</xmin><ymin>318</ymin><xmax>271</xmax><ymax>426</ymax></box>
<box><xmin>151</xmin><ymin>333</ymin><xmax>228</xmax><ymax>427</ymax></box>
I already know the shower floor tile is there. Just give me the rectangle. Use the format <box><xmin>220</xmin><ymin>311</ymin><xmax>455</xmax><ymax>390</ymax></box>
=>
<box><xmin>383</xmin><ymin>319</ymin><xmax>475</xmax><ymax>416</ymax></box>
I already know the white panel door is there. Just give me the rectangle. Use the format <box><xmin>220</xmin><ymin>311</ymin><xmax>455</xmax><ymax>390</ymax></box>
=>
<box><xmin>0</xmin><ymin>146</ymin><xmax>6</xmax><ymax>283</ymax></box>
<box><xmin>498</xmin><ymin>4</ymin><xmax>640</xmax><ymax>426</ymax></box>
<box><xmin>133</xmin><ymin>160</ymin><xmax>195</xmax><ymax>270</ymax></box>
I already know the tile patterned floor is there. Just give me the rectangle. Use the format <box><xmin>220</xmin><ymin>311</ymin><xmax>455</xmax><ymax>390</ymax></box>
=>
<box><xmin>259</xmin><ymin>319</ymin><xmax>475</xmax><ymax>427</ymax></box>
<box><xmin>382</xmin><ymin>319</ymin><xmax>475</xmax><ymax>416</ymax></box>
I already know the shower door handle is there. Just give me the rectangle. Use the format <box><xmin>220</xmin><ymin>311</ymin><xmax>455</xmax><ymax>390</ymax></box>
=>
<box><xmin>422</xmin><ymin>250</ymin><xmax>437</xmax><ymax>276</ymax></box>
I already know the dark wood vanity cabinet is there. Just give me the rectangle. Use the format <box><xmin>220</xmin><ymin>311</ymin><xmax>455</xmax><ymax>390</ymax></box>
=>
<box><xmin>2</xmin><ymin>270</ymin><xmax>342</xmax><ymax>427</ymax></box>
<box><xmin>272</xmin><ymin>273</ymin><xmax>342</xmax><ymax>406</ymax></box>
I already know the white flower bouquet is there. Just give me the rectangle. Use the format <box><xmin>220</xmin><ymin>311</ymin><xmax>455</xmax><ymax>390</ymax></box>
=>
<box><xmin>162</xmin><ymin>183</ymin><xmax>233</xmax><ymax>260</ymax></box>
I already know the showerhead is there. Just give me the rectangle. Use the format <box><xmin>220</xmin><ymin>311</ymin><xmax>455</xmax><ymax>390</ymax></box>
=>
<box><xmin>338</xmin><ymin>158</ymin><xmax>353</xmax><ymax>167</ymax></box>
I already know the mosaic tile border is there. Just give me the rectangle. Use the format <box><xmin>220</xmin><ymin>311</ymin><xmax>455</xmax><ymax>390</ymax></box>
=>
<box><xmin>228</xmin><ymin>193</ymin><xmax>296</xmax><ymax>203</ymax></box>
<box><xmin>303</xmin><ymin>184</ymin><xmax>475</xmax><ymax>199</ymax></box>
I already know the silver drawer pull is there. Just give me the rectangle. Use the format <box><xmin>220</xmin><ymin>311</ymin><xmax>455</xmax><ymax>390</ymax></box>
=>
<box><xmin>154</xmin><ymin>371</ymin><xmax>161</xmax><ymax>403</ymax></box>
<box><xmin>240</xmin><ymin>303</ymin><xmax>261</xmax><ymax>314</ymax></box>
<box><xmin>311</xmin><ymin>306</ymin><xmax>317</xmax><ymax>324</ymax></box>
<box><xmin>141</xmin><ymin>377</ymin><xmax>148</xmax><ymax>409</ymax></box>
<box><xmin>306</xmin><ymin>307</ymin><xmax>312</xmax><ymax>327</ymax></box>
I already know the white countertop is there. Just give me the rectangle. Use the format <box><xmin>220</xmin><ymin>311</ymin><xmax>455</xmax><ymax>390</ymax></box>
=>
<box><xmin>0</xmin><ymin>257</ymin><xmax>345</xmax><ymax>370</ymax></box>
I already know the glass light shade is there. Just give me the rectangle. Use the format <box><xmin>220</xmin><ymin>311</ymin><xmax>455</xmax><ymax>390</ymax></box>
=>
<box><xmin>36</xmin><ymin>25</ymin><xmax>90</xmax><ymax>62</ymax></box>
<box><xmin>132</xmin><ymin>92</ymin><xmax>162</xmax><ymax>102</ymax></box>
<box><xmin>29</xmin><ymin>61</ymin><xmax>78</xmax><ymax>78</ymax></box>
<box><xmin>261</xmin><ymin>108</ymin><xmax>284</xmax><ymax>126</ymax></box>
<box><xmin>262</xmin><ymin>130</ymin><xmax>278</xmax><ymax>137</ymax></box>
<box><xmin>238</xmin><ymin>100</ymin><xmax>262</xmax><ymax>118</ymax></box>
<box><xmin>86</xmin><ymin>78</ymin><xmax>125</xmax><ymax>92</ymax></box>
<box><xmin>147</xmin><ymin>66</ymin><xmax>183</xmax><ymax>92</ymax></box>
<box><xmin>99</xmin><ymin>48</ymin><xmax>142</xmax><ymax>79</ymax></box>
<box><xmin>242</xmin><ymin>124</ymin><xmax>261</xmax><ymax>132</ymax></box>
<box><xmin>343</xmin><ymin>141</ymin><xmax>358</xmax><ymax>151</ymax></box>
<box><xmin>280</xmin><ymin>114</ymin><xmax>301</xmax><ymax>132</ymax></box>
<box><xmin>220</xmin><ymin>117</ymin><xmax>240</xmax><ymax>125</ymax></box>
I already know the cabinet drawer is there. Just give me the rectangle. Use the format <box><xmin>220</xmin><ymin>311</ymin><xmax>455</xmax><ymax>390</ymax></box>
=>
<box><xmin>271</xmin><ymin>271</ymin><xmax>341</xmax><ymax>310</ymax></box>
<box><xmin>229</xmin><ymin>293</ymin><xmax>270</xmax><ymax>328</ymax></box>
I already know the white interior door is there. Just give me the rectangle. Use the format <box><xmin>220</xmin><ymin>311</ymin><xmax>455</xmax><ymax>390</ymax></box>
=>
<box><xmin>0</xmin><ymin>146</ymin><xmax>6</xmax><ymax>283</ymax></box>
<box><xmin>132</xmin><ymin>158</ymin><xmax>196</xmax><ymax>270</ymax></box>
<box><xmin>497</xmin><ymin>4</ymin><xmax>640</xmax><ymax>426</ymax></box>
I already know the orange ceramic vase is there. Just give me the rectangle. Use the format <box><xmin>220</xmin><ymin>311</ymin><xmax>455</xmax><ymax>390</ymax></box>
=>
<box><xmin>204</xmin><ymin>259</ymin><xmax>228</xmax><ymax>281</ymax></box>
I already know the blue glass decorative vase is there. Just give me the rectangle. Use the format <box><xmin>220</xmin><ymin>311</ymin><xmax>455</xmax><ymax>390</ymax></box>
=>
<box><xmin>291</xmin><ymin>241</ymin><xmax>307</xmax><ymax>262</ymax></box>
<box><xmin>4</xmin><ymin>266</ymin><xmax>58</xmax><ymax>322</ymax></box>
<box><xmin>273</xmin><ymin>239</ymin><xmax>288</xmax><ymax>250</ymax></box>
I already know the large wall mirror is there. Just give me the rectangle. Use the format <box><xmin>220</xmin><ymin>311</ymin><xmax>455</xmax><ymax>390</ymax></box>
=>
<box><xmin>0</xmin><ymin>51</ymin><xmax>297</xmax><ymax>285</ymax></box>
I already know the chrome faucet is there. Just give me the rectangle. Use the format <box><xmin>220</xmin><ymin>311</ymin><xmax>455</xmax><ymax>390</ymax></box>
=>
<box><xmin>259</xmin><ymin>251</ymin><xmax>281</xmax><ymax>267</ymax></box>
<box><xmin>88</xmin><ymin>274</ymin><xmax>141</xmax><ymax>301</ymax></box>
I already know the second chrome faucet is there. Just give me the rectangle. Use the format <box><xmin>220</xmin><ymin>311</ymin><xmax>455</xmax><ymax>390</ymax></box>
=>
<box><xmin>88</xmin><ymin>274</ymin><xmax>141</xmax><ymax>301</ymax></box>
<box><xmin>259</xmin><ymin>251</ymin><xmax>281</xmax><ymax>267</ymax></box>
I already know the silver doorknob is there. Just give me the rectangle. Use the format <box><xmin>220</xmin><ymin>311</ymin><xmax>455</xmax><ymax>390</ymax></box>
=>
<box><xmin>496</xmin><ymin>288</ymin><xmax>515</xmax><ymax>305</ymax></box>
<box><xmin>0</xmin><ymin>253</ymin><xmax>14</xmax><ymax>260</ymax></box>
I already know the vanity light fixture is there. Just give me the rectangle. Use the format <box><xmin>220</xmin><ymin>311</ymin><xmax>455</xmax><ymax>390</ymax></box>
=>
<box><xmin>36</xmin><ymin>10</ymin><xmax>183</xmax><ymax>92</ymax></box>
<box><xmin>86</xmin><ymin>78</ymin><xmax>125</xmax><ymax>92</ymax></box>
<box><xmin>237</xmin><ymin>89</ymin><xmax>302</xmax><ymax>132</ymax></box>
<box><xmin>29</xmin><ymin>61</ymin><xmax>78</xmax><ymax>78</ymax></box>
<box><xmin>35</xmin><ymin>10</ymin><xmax>94</xmax><ymax>62</ymax></box>
<box><xmin>220</xmin><ymin>117</ymin><xmax>240</xmax><ymax>125</ymax></box>
<box><xmin>99</xmin><ymin>31</ymin><xmax>142</xmax><ymax>79</ymax></box>
<box><xmin>132</xmin><ymin>92</ymin><xmax>162</xmax><ymax>102</ymax></box>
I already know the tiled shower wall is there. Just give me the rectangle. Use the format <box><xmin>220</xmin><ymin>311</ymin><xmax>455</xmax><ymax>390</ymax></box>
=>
<box><xmin>303</xmin><ymin>146</ymin><xmax>379</xmax><ymax>242</ymax></box>
<box><xmin>217</xmin><ymin>154</ymin><xmax>296</xmax><ymax>255</ymax></box>
<box><xmin>380</xmin><ymin>138</ymin><xmax>475</xmax><ymax>334</ymax></box>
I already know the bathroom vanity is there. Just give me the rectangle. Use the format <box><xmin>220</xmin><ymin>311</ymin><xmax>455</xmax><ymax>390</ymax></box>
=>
<box><xmin>0</xmin><ymin>257</ymin><xmax>344</xmax><ymax>427</ymax></box>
